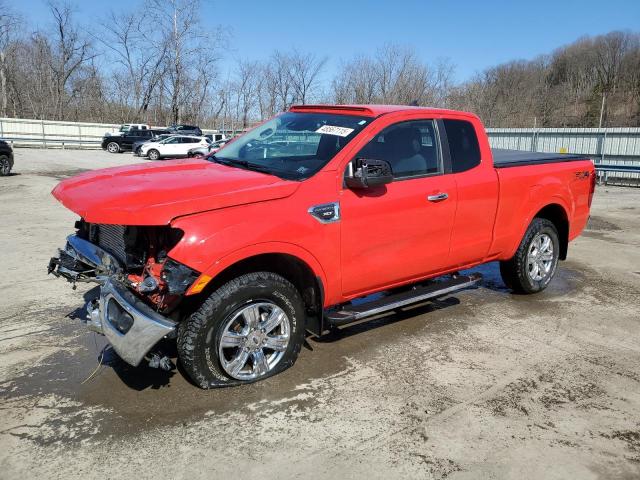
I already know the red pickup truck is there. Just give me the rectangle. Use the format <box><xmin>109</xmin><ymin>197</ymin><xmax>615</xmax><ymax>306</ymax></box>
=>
<box><xmin>49</xmin><ymin>105</ymin><xmax>595</xmax><ymax>388</ymax></box>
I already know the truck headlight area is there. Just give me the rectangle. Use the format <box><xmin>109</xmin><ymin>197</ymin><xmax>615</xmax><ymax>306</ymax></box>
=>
<box><xmin>161</xmin><ymin>259</ymin><xmax>200</xmax><ymax>295</ymax></box>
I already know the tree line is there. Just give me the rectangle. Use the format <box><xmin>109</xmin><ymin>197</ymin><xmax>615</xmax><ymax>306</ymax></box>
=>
<box><xmin>1</xmin><ymin>0</ymin><xmax>639</xmax><ymax>129</ymax></box>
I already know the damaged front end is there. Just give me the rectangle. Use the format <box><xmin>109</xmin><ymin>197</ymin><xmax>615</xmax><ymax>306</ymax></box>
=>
<box><xmin>48</xmin><ymin>221</ymin><xmax>199</xmax><ymax>368</ymax></box>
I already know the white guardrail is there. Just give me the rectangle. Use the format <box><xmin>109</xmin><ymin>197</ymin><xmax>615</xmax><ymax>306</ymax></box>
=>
<box><xmin>1</xmin><ymin>117</ymin><xmax>639</xmax><ymax>184</ymax></box>
<box><xmin>0</xmin><ymin>117</ymin><xmax>231</xmax><ymax>150</ymax></box>
<box><xmin>487</xmin><ymin>127</ymin><xmax>640</xmax><ymax>186</ymax></box>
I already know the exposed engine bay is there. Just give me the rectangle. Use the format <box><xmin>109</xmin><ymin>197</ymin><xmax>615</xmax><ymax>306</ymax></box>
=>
<box><xmin>48</xmin><ymin>220</ymin><xmax>199</xmax><ymax>314</ymax></box>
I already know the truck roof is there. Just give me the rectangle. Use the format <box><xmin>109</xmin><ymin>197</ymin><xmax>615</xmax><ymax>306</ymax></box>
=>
<box><xmin>289</xmin><ymin>104</ymin><xmax>475</xmax><ymax>118</ymax></box>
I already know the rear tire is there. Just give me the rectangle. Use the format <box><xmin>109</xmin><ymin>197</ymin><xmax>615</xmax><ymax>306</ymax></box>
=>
<box><xmin>499</xmin><ymin>218</ymin><xmax>560</xmax><ymax>294</ymax></box>
<box><xmin>106</xmin><ymin>142</ymin><xmax>120</xmax><ymax>153</ymax></box>
<box><xmin>148</xmin><ymin>149</ymin><xmax>160</xmax><ymax>161</ymax></box>
<box><xmin>177</xmin><ymin>272</ymin><xmax>305</xmax><ymax>388</ymax></box>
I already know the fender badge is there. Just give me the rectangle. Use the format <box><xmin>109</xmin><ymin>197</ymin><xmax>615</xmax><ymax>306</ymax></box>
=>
<box><xmin>308</xmin><ymin>202</ymin><xmax>340</xmax><ymax>224</ymax></box>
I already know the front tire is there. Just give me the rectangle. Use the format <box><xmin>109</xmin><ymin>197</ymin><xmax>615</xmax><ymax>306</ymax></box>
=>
<box><xmin>148</xmin><ymin>149</ymin><xmax>160</xmax><ymax>161</ymax></box>
<box><xmin>177</xmin><ymin>272</ymin><xmax>305</xmax><ymax>388</ymax></box>
<box><xmin>500</xmin><ymin>218</ymin><xmax>560</xmax><ymax>294</ymax></box>
<box><xmin>0</xmin><ymin>155</ymin><xmax>11</xmax><ymax>176</ymax></box>
<box><xmin>106</xmin><ymin>142</ymin><xmax>120</xmax><ymax>153</ymax></box>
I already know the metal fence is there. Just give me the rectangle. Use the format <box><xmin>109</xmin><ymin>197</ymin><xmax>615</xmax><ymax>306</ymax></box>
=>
<box><xmin>487</xmin><ymin>127</ymin><xmax>640</xmax><ymax>185</ymax></box>
<box><xmin>0</xmin><ymin>117</ymin><xmax>233</xmax><ymax>150</ymax></box>
<box><xmin>1</xmin><ymin>117</ymin><xmax>639</xmax><ymax>185</ymax></box>
<box><xmin>0</xmin><ymin>117</ymin><xmax>118</xmax><ymax>149</ymax></box>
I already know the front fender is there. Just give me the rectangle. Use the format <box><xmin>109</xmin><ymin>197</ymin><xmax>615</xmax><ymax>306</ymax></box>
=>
<box><xmin>168</xmin><ymin>196</ymin><xmax>340</xmax><ymax>304</ymax></box>
<box><xmin>192</xmin><ymin>241</ymin><xmax>328</xmax><ymax>297</ymax></box>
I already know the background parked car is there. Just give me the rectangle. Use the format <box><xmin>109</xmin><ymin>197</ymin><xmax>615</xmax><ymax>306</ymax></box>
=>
<box><xmin>103</xmin><ymin>123</ymin><xmax>150</xmax><ymax>137</ymax></box>
<box><xmin>132</xmin><ymin>131</ymin><xmax>173</xmax><ymax>156</ymax></box>
<box><xmin>0</xmin><ymin>139</ymin><xmax>14</xmax><ymax>176</ymax></box>
<box><xmin>187</xmin><ymin>139</ymin><xmax>226</xmax><ymax>158</ymax></box>
<box><xmin>102</xmin><ymin>129</ymin><xmax>155</xmax><ymax>153</ymax></box>
<box><xmin>167</xmin><ymin>124</ymin><xmax>203</xmax><ymax>136</ymax></box>
<box><xmin>205</xmin><ymin>133</ymin><xmax>227</xmax><ymax>143</ymax></box>
<box><xmin>139</xmin><ymin>135</ymin><xmax>209</xmax><ymax>160</ymax></box>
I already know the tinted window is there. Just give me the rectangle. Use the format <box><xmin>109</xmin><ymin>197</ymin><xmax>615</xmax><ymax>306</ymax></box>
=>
<box><xmin>356</xmin><ymin>120</ymin><xmax>441</xmax><ymax>178</ymax></box>
<box><xmin>443</xmin><ymin>119</ymin><xmax>481</xmax><ymax>173</ymax></box>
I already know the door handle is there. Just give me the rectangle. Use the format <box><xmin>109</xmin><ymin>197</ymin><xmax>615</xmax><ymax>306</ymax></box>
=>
<box><xmin>427</xmin><ymin>192</ymin><xmax>448</xmax><ymax>202</ymax></box>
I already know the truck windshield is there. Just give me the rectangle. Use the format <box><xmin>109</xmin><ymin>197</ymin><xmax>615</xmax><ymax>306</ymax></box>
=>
<box><xmin>211</xmin><ymin>112</ymin><xmax>370</xmax><ymax>180</ymax></box>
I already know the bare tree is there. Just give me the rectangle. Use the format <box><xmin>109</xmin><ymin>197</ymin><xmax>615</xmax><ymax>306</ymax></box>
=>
<box><xmin>0</xmin><ymin>1</ymin><xmax>21</xmax><ymax>117</ymax></box>
<box><xmin>270</xmin><ymin>50</ymin><xmax>294</xmax><ymax>112</ymax></box>
<box><xmin>288</xmin><ymin>50</ymin><xmax>326</xmax><ymax>105</ymax></box>
<box><xmin>232</xmin><ymin>60</ymin><xmax>259</xmax><ymax>128</ymax></box>
<box><xmin>146</xmin><ymin>0</ymin><xmax>224</xmax><ymax>125</ymax></box>
<box><xmin>333</xmin><ymin>55</ymin><xmax>378</xmax><ymax>104</ymax></box>
<box><xmin>450</xmin><ymin>31</ymin><xmax>640</xmax><ymax>127</ymax></box>
<box><xmin>256</xmin><ymin>63</ymin><xmax>278</xmax><ymax>120</ymax></box>
<box><xmin>332</xmin><ymin>45</ymin><xmax>453</xmax><ymax>107</ymax></box>
<box><xmin>47</xmin><ymin>1</ymin><xmax>94</xmax><ymax>119</ymax></box>
<box><xmin>2</xmin><ymin>3</ymin><xmax>640</xmax><ymax>130</ymax></box>
<box><xmin>96</xmin><ymin>11</ymin><xmax>168</xmax><ymax>122</ymax></box>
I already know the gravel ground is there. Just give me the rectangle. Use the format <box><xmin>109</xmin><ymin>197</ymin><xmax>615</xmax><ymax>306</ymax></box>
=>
<box><xmin>1</xmin><ymin>148</ymin><xmax>639</xmax><ymax>480</ymax></box>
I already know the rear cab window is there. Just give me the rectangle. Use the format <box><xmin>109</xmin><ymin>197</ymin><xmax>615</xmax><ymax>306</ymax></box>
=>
<box><xmin>442</xmin><ymin>119</ymin><xmax>481</xmax><ymax>173</ymax></box>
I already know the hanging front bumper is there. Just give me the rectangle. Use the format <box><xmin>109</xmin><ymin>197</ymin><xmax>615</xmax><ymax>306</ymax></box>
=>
<box><xmin>49</xmin><ymin>235</ymin><xmax>177</xmax><ymax>367</ymax></box>
<box><xmin>86</xmin><ymin>279</ymin><xmax>177</xmax><ymax>366</ymax></box>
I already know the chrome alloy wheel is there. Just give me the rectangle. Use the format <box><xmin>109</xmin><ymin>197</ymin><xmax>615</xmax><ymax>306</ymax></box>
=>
<box><xmin>107</xmin><ymin>142</ymin><xmax>119</xmax><ymax>153</ymax></box>
<box><xmin>527</xmin><ymin>233</ymin><xmax>554</xmax><ymax>282</ymax></box>
<box><xmin>218</xmin><ymin>302</ymin><xmax>290</xmax><ymax>381</ymax></box>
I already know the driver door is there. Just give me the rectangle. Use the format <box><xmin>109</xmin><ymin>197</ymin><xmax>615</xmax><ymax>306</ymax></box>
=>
<box><xmin>340</xmin><ymin>119</ymin><xmax>457</xmax><ymax>297</ymax></box>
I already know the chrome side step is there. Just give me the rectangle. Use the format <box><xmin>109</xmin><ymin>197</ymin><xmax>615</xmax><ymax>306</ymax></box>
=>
<box><xmin>325</xmin><ymin>273</ymin><xmax>482</xmax><ymax>326</ymax></box>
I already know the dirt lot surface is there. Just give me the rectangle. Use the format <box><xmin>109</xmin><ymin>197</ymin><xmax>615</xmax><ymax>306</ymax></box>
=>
<box><xmin>1</xmin><ymin>148</ymin><xmax>639</xmax><ymax>479</ymax></box>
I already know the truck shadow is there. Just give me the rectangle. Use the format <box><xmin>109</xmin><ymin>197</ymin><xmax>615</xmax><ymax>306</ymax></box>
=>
<box><xmin>98</xmin><ymin>345</ymin><xmax>176</xmax><ymax>391</ymax></box>
<box><xmin>315</xmin><ymin>296</ymin><xmax>461</xmax><ymax>343</ymax></box>
<box><xmin>462</xmin><ymin>262</ymin><xmax>511</xmax><ymax>293</ymax></box>
<box><xmin>68</xmin><ymin>263</ymin><xmax>512</xmax><ymax>391</ymax></box>
<box><xmin>315</xmin><ymin>262</ymin><xmax>511</xmax><ymax>344</ymax></box>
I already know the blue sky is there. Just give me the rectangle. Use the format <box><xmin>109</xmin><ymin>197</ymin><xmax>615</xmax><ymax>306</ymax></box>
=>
<box><xmin>11</xmin><ymin>0</ymin><xmax>640</xmax><ymax>83</ymax></box>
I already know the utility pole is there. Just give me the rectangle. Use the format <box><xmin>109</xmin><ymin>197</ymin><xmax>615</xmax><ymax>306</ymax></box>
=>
<box><xmin>598</xmin><ymin>93</ymin><xmax>606</xmax><ymax>128</ymax></box>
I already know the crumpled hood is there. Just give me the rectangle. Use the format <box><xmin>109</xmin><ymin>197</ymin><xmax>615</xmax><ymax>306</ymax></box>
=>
<box><xmin>52</xmin><ymin>159</ymin><xmax>300</xmax><ymax>225</ymax></box>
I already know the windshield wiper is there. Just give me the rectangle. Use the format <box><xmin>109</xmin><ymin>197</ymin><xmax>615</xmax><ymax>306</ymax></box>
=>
<box><xmin>210</xmin><ymin>156</ymin><xmax>277</xmax><ymax>176</ymax></box>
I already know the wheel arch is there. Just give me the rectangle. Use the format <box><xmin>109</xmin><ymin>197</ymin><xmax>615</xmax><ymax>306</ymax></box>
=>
<box><xmin>183</xmin><ymin>247</ymin><xmax>326</xmax><ymax>335</ymax></box>
<box><xmin>532</xmin><ymin>203</ymin><xmax>570</xmax><ymax>260</ymax></box>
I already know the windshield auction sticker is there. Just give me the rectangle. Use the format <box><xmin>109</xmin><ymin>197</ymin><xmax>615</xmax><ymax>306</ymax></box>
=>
<box><xmin>316</xmin><ymin>125</ymin><xmax>354</xmax><ymax>137</ymax></box>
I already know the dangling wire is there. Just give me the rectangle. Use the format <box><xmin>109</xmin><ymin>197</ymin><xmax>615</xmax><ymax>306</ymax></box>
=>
<box><xmin>80</xmin><ymin>332</ymin><xmax>105</xmax><ymax>385</ymax></box>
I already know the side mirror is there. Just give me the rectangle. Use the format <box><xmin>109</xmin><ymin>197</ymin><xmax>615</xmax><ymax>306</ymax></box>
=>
<box><xmin>345</xmin><ymin>158</ymin><xmax>393</xmax><ymax>189</ymax></box>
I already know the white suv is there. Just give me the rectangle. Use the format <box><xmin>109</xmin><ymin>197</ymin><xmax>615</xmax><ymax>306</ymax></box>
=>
<box><xmin>140</xmin><ymin>136</ymin><xmax>210</xmax><ymax>160</ymax></box>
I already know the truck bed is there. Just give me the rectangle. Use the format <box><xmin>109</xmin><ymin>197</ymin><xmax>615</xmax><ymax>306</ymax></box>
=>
<box><xmin>492</xmin><ymin>148</ymin><xmax>587</xmax><ymax>168</ymax></box>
